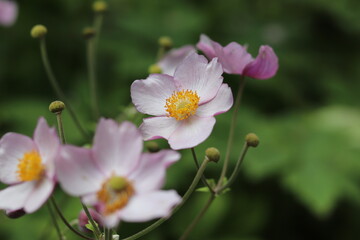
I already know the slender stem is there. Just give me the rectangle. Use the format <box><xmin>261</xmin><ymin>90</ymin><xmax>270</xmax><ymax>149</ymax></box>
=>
<box><xmin>86</xmin><ymin>37</ymin><xmax>100</xmax><ymax>119</ymax></box>
<box><xmin>51</xmin><ymin>196</ymin><xmax>93</xmax><ymax>240</ymax></box>
<box><xmin>191</xmin><ymin>148</ymin><xmax>214</xmax><ymax>193</ymax></box>
<box><xmin>220</xmin><ymin>142</ymin><xmax>249</xmax><ymax>192</ymax></box>
<box><xmin>39</xmin><ymin>38</ymin><xmax>90</xmax><ymax>140</ymax></box>
<box><xmin>216</xmin><ymin>76</ymin><xmax>246</xmax><ymax>189</ymax></box>
<box><xmin>81</xmin><ymin>201</ymin><xmax>102</xmax><ymax>239</ymax></box>
<box><xmin>122</xmin><ymin>158</ymin><xmax>211</xmax><ymax>240</ymax></box>
<box><xmin>93</xmin><ymin>14</ymin><xmax>103</xmax><ymax>50</ymax></box>
<box><xmin>47</xmin><ymin>202</ymin><xmax>64</xmax><ymax>240</ymax></box>
<box><xmin>179</xmin><ymin>194</ymin><xmax>215</xmax><ymax>240</ymax></box>
<box><xmin>56</xmin><ymin>113</ymin><xmax>66</xmax><ymax>144</ymax></box>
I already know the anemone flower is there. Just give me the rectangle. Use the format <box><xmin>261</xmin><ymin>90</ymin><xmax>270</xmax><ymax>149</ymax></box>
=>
<box><xmin>0</xmin><ymin>0</ymin><xmax>18</xmax><ymax>27</ymax></box>
<box><xmin>131</xmin><ymin>52</ymin><xmax>233</xmax><ymax>150</ymax></box>
<box><xmin>0</xmin><ymin>118</ymin><xmax>59</xmax><ymax>213</ymax></box>
<box><xmin>56</xmin><ymin>119</ymin><xmax>181</xmax><ymax>228</ymax></box>
<box><xmin>197</xmin><ymin>34</ymin><xmax>278</xmax><ymax>80</ymax></box>
<box><xmin>158</xmin><ymin>45</ymin><xmax>196</xmax><ymax>75</ymax></box>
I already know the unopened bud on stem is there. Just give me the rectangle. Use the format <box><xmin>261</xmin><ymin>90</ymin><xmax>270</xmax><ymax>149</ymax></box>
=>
<box><xmin>83</xmin><ymin>27</ymin><xmax>96</xmax><ymax>39</ymax></box>
<box><xmin>93</xmin><ymin>0</ymin><xmax>107</xmax><ymax>13</ymax></box>
<box><xmin>245</xmin><ymin>133</ymin><xmax>259</xmax><ymax>147</ymax></box>
<box><xmin>148</xmin><ymin>64</ymin><xmax>162</xmax><ymax>74</ymax></box>
<box><xmin>158</xmin><ymin>36</ymin><xmax>173</xmax><ymax>50</ymax></box>
<box><xmin>49</xmin><ymin>101</ymin><xmax>65</xmax><ymax>114</ymax></box>
<box><xmin>145</xmin><ymin>141</ymin><xmax>160</xmax><ymax>152</ymax></box>
<box><xmin>31</xmin><ymin>24</ymin><xmax>47</xmax><ymax>39</ymax></box>
<box><xmin>205</xmin><ymin>147</ymin><xmax>220</xmax><ymax>163</ymax></box>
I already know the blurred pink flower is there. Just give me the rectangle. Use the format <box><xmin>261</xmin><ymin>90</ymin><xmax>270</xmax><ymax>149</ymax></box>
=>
<box><xmin>158</xmin><ymin>45</ymin><xmax>196</xmax><ymax>75</ymax></box>
<box><xmin>78</xmin><ymin>208</ymin><xmax>103</xmax><ymax>233</ymax></box>
<box><xmin>0</xmin><ymin>118</ymin><xmax>59</xmax><ymax>213</ymax></box>
<box><xmin>56</xmin><ymin>119</ymin><xmax>181</xmax><ymax>228</ymax></box>
<box><xmin>0</xmin><ymin>0</ymin><xmax>18</xmax><ymax>27</ymax></box>
<box><xmin>197</xmin><ymin>34</ymin><xmax>278</xmax><ymax>80</ymax></box>
<box><xmin>131</xmin><ymin>53</ymin><xmax>233</xmax><ymax>150</ymax></box>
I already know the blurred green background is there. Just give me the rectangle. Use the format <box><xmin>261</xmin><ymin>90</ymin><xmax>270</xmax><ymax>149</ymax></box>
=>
<box><xmin>1</xmin><ymin>0</ymin><xmax>360</xmax><ymax>239</ymax></box>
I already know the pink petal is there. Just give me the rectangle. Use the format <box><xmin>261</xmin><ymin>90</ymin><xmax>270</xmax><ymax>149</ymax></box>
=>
<box><xmin>120</xmin><ymin>190</ymin><xmax>181</xmax><ymax>222</ymax></box>
<box><xmin>102</xmin><ymin>213</ymin><xmax>120</xmax><ymax>228</ymax></box>
<box><xmin>24</xmin><ymin>177</ymin><xmax>55</xmax><ymax>213</ymax></box>
<box><xmin>140</xmin><ymin>116</ymin><xmax>180</xmax><ymax>141</ymax></box>
<box><xmin>0</xmin><ymin>182</ymin><xmax>35</xmax><ymax>211</ymax></box>
<box><xmin>196</xmin><ymin>83</ymin><xmax>233</xmax><ymax>117</ymax></box>
<box><xmin>219</xmin><ymin>42</ymin><xmax>253</xmax><ymax>74</ymax></box>
<box><xmin>168</xmin><ymin>116</ymin><xmax>216</xmax><ymax>150</ymax></box>
<box><xmin>33</xmin><ymin>117</ymin><xmax>60</xmax><ymax>178</ymax></box>
<box><xmin>56</xmin><ymin>145</ymin><xmax>104</xmax><ymax>196</ymax></box>
<box><xmin>131</xmin><ymin>74</ymin><xmax>177</xmax><ymax>116</ymax></box>
<box><xmin>129</xmin><ymin>150</ymin><xmax>180</xmax><ymax>193</ymax></box>
<box><xmin>243</xmin><ymin>45</ymin><xmax>279</xmax><ymax>80</ymax></box>
<box><xmin>0</xmin><ymin>0</ymin><xmax>18</xmax><ymax>27</ymax></box>
<box><xmin>196</xmin><ymin>34</ymin><xmax>217</xmax><ymax>59</ymax></box>
<box><xmin>158</xmin><ymin>45</ymin><xmax>196</xmax><ymax>76</ymax></box>
<box><xmin>0</xmin><ymin>133</ymin><xmax>37</xmax><ymax>184</ymax></box>
<box><xmin>173</xmin><ymin>53</ymin><xmax>224</xmax><ymax>104</ymax></box>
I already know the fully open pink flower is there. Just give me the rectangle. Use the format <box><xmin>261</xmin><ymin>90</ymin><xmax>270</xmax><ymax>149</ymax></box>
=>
<box><xmin>56</xmin><ymin>119</ymin><xmax>181</xmax><ymax>228</ymax></box>
<box><xmin>131</xmin><ymin>52</ymin><xmax>233</xmax><ymax>150</ymax></box>
<box><xmin>0</xmin><ymin>0</ymin><xmax>18</xmax><ymax>27</ymax></box>
<box><xmin>158</xmin><ymin>45</ymin><xmax>196</xmax><ymax>75</ymax></box>
<box><xmin>0</xmin><ymin>117</ymin><xmax>59</xmax><ymax>213</ymax></box>
<box><xmin>197</xmin><ymin>34</ymin><xmax>278</xmax><ymax>79</ymax></box>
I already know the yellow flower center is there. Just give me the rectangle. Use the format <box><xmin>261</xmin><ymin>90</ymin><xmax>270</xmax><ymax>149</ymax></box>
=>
<box><xmin>165</xmin><ymin>90</ymin><xmax>200</xmax><ymax>120</ymax></box>
<box><xmin>17</xmin><ymin>151</ymin><xmax>44</xmax><ymax>181</ymax></box>
<box><xmin>97</xmin><ymin>176</ymin><xmax>134</xmax><ymax>215</ymax></box>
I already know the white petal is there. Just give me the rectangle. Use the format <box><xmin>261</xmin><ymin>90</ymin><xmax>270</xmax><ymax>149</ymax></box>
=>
<box><xmin>0</xmin><ymin>182</ymin><xmax>35</xmax><ymax>211</ymax></box>
<box><xmin>196</xmin><ymin>84</ymin><xmax>233</xmax><ymax>117</ymax></box>
<box><xmin>0</xmin><ymin>133</ymin><xmax>37</xmax><ymax>184</ymax></box>
<box><xmin>158</xmin><ymin>45</ymin><xmax>196</xmax><ymax>76</ymax></box>
<box><xmin>140</xmin><ymin>117</ymin><xmax>180</xmax><ymax>141</ymax></box>
<box><xmin>174</xmin><ymin>53</ymin><xmax>224</xmax><ymax>104</ymax></box>
<box><xmin>120</xmin><ymin>190</ymin><xmax>181</xmax><ymax>222</ymax></box>
<box><xmin>24</xmin><ymin>177</ymin><xmax>55</xmax><ymax>213</ymax></box>
<box><xmin>168</xmin><ymin>116</ymin><xmax>216</xmax><ymax>150</ymax></box>
<box><xmin>102</xmin><ymin>213</ymin><xmax>120</xmax><ymax>228</ymax></box>
<box><xmin>131</xmin><ymin>74</ymin><xmax>177</xmax><ymax>116</ymax></box>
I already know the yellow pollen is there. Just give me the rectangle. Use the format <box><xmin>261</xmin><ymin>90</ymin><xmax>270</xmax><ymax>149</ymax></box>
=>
<box><xmin>97</xmin><ymin>177</ymin><xmax>134</xmax><ymax>215</ymax></box>
<box><xmin>165</xmin><ymin>90</ymin><xmax>200</xmax><ymax>120</ymax></box>
<box><xmin>17</xmin><ymin>151</ymin><xmax>44</xmax><ymax>181</ymax></box>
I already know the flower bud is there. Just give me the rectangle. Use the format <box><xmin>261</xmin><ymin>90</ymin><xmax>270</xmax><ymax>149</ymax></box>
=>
<box><xmin>145</xmin><ymin>141</ymin><xmax>160</xmax><ymax>153</ymax></box>
<box><xmin>205</xmin><ymin>147</ymin><xmax>220</xmax><ymax>163</ymax></box>
<box><xmin>158</xmin><ymin>36</ymin><xmax>173</xmax><ymax>50</ymax></box>
<box><xmin>245</xmin><ymin>133</ymin><xmax>259</xmax><ymax>147</ymax></box>
<box><xmin>148</xmin><ymin>64</ymin><xmax>162</xmax><ymax>74</ymax></box>
<box><xmin>49</xmin><ymin>100</ymin><xmax>65</xmax><ymax>114</ymax></box>
<box><xmin>31</xmin><ymin>24</ymin><xmax>47</xmax><ymax>38</ymax></box>
<box><xmin>78</xmin><ymin>209</ymin><xmax>103</xmax><ymax>233</ymax></box>
<box><xmin>83</xmin><ymin>27</ymin><xmax>96</xmax><ymax>39</ymax></box>
<box><xmin>5</xmin><ymin>209</ymin><xmax>26</xmax><ymax>219</ymax></box>
<box><xmin>92</xmin><ymin>0</ymin><xmax>108</xmax><ymax>13</ymax></box>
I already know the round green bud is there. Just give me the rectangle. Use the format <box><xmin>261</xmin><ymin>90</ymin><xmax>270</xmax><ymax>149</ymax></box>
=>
<box><xmin>49</xmin><ymin>101</ymin><xmax>65</xmax><ymax>114</ymax></box>
<box><xmin>245</xmin><ymin>133</ymin><xmax>259</xmax><ymax>147</ymax></box>
<box><xmin>31</xmin><ymin>24</ymin><xmax>47</xmax><ymax>39</ymax></box>
<box><xmin>158</xmin><ymin>36</ymin><xmax>173</xmax><ymax>50</ymax></box>
<box><xmin>146</xmin><ymin>141</ymin><xmax>160</xmax><ymax>153</ymax></box>
<box><xmin>92</xmin><ymin>0</ymin><xmax>108</xmax><ymax>13</ymax></box>
<box><xmin>82</xmin><ymin>27</ymin><xmax>96</xmax><ymax>39</ymax></box>
<box><xmin>148</xmin><ymin>64</ymin><xmax>162</xmax><ymax>74</ymax></box>
<box><xmin>108</xmin><ymin>176</ymin><xmax>127</xmax><ymax>191</ymax></box>
<box><xmin>205</xmin><ymin>147</ymin><xmax>220</xmax><ymax>163</ymax></box>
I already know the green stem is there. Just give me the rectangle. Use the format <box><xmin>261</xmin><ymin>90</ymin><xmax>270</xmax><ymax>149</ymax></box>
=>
<box><xmin>122</xmin><ymin>157</ymin><xmax>211</xmax><ymax>240</ymax></box>
<box><xmin>216</xmin><ymin>76</ymin><xmax>246</xmax><ymax>190</ymax></box>
<box><xmin>51</xmin><ymin>196</ymin><xmax>93</xmax><ymax>240</ymax></box>
<box><xmin>39</xmin><ymin>38</ymin><xmax>90</xmax><ymax>140</ymax></box>
<box><xmin>86</xmin><ymin>38</ymin><xmax>100</xmax><ymax>119</ymax></box>
<box><xmin>191</xmin><ymin>148</ymin><xmax>215</xmax><ymax>193</ymax></box>
<box><xmin>56</xmin><ymin>113</ymin><xmax>66</xmax><ymax>144</ymax></box>
<box><xmin>93</xmin><ymin>14</ymin><xmax>103</xmax><ymax>50</ymax></box>
<box><xmin>47</xmin><ymin>201</ymin><xmax>64</xmax><ymax>240</ymax></box>
<box><xmin>81</xmin><ymin>201</ymin><xmax>102</xmax><ymax>239</ymax></box>
<box><xmin>179</xmin><ymin>194</ymin><xmax>215</xmax><ymax>240</ymax></box>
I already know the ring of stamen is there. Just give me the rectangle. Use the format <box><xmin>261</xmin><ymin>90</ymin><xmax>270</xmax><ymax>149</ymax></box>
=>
<box><xmin>17</xmin><ymin>150</ymin><xmax>44</xmax><ymax>181</ymax></box>
<box><xmin>165</xmin><ymin>90</ymin><xmax>200</xmax><ymax>120</ymax></box>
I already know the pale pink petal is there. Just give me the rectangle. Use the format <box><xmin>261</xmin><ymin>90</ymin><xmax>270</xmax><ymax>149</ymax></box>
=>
<box><xmin>56</xmin><ymin>145</ymin><xmax>104</xmax><ymax>196</ymax></box>
<box><xmin>33</xmin><ymin>117</ymin><xmax>60</xmax><ymax>178</ymax></box>
<box><xmin>158</xmin><ymin>45</ymin><xmax>196</xmax><ymax>76</ymax></box>
<box><xmin>129</xmin><ymin>150</ymin><xmax>180</xmax><ymax>193</ymax></box>
<box><xmin>196</xmin><ymin>34</ymin><xmax>217</xmax><ymax>59</ymax></box>
<box><xmin>131</xmin><ymin>74</ymin><xmax>177</xmax><ymax>116</ymax></box>
<box><xmin>174</xmin><ymin>53</ymin><xmax>224</xmax><ymax>104</ymax></box>
<box><xmin>196</xmin><ymin>84</ymin><xmax>233</xmax><ymax>117</ymax></box>
<box><xmin>0</xmin><ymin>1</ymin><xmax>18</xmax><ymax>27</ymax></box>
<box><xmin>168</xmin><ymin>116</ymin><xmax>216</xmax><ymax>150</ymax></box>
<box><xmin>81</xmin><ymin>193</ymin><xmax>98</xmax><ymax>206</ymax></box>
<box><xmin>24</xmin><ymin>178</ymin><xmax>55</xmax><ymax>213</ymax></box>
<box><xmin>120</xmin><ymin>190</ymin><xmax>181</xmax><ymax>222</ymax></box>
<box><xmin>0</xmin><ymin>133</ymin><xmax>37</xmax><ymax>184</ymax></box>
<box><xmin>140</xmin><ymin>117</ymin><xmax>180</xmax><ymax>141</ymax></box>
<box><xmin>0</xmin><ymin>182</ymin><xmax>35</xmax><ymax>211</ymax></box>
<box><xmin>219</xmin><ymin>42</ymin><xmax>253</xmax><ymax>74</ymax></box>
<box><xmin>102</xmin><ymin>213</ymin><xmax>120</xmax><ymax>228</ymax></box>
<box><xmin>243</xmin><ymin>45</ymin><xmax>279</xmax><ymax>80</ymax></box>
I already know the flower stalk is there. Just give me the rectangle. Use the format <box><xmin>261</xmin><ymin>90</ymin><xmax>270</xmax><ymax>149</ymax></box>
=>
<box><xmin>46</xmin><ymin>202</ymin><xmax>65</xmax><ymax>240</ymax></box>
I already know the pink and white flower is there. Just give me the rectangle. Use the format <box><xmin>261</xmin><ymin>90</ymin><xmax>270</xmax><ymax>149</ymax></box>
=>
<box><xmin>158</xmin><ymin>45</ymin><xmax>196</xmax><ymax>75</ymax></box>
<box><xmin>0</xmin><ymin>0</ymin><xmax>18</xmax><ymax>27</ymax></box>
<box><xmin>0</xmin><ymin>117</ymin><xmax>59</xmax><ymax>213</ymax></box>
<box><xmin>131</xmin><ymin>52</ymin><xmax>233</xmax><ymax>150</ymax></box>
<box><xmin>197</xmin><ymin>34</ymin><xmax>279</xmax><ymax>80</ymax></box>
<box><xmin>56</xmin><ymin>119</ymin><xmax>181</xmax><ymax>228</ymax></box>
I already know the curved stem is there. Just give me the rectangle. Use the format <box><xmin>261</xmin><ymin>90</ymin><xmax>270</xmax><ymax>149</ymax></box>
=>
<box><xmin>56</xmin><ymin>113</ymin><xmax>66</xmax><ymax>144</ymax></box>
<box><xmin>39</xmin><ymin>38</ymin><xmax>90</xmax><ymax>140</ymax></box>
<box><xmin>216</xmin><ymin>76</ymin><xmax>246</xmax><ymax>189</ymax></box>
<box><xmin>191</xmin><ymin>148</ymin><xmax>215</xmax><ymax>193</ymax></box>
<box><xmin>179</xmin><ymin>194</ymin><xmax>215</xmax><ymax>240</ymax></box>
<box><xmin>122</xmin><ymin>157</ymin><xmax>211</xmax><ymax>240</ymax></box>
<box><xmin>86</xmin><ymin>38</ymin><xmax>100</xmax><ymax>119</ymax></box>
<box><xmin>47</xmin><ymin>201</ymin><xmax>64</xmax><ymax>240</ymax></box>
<box><xmin>81</xmin><ymin>201</ymin><xmax>102</xmax><ymax>239</ymax></box>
